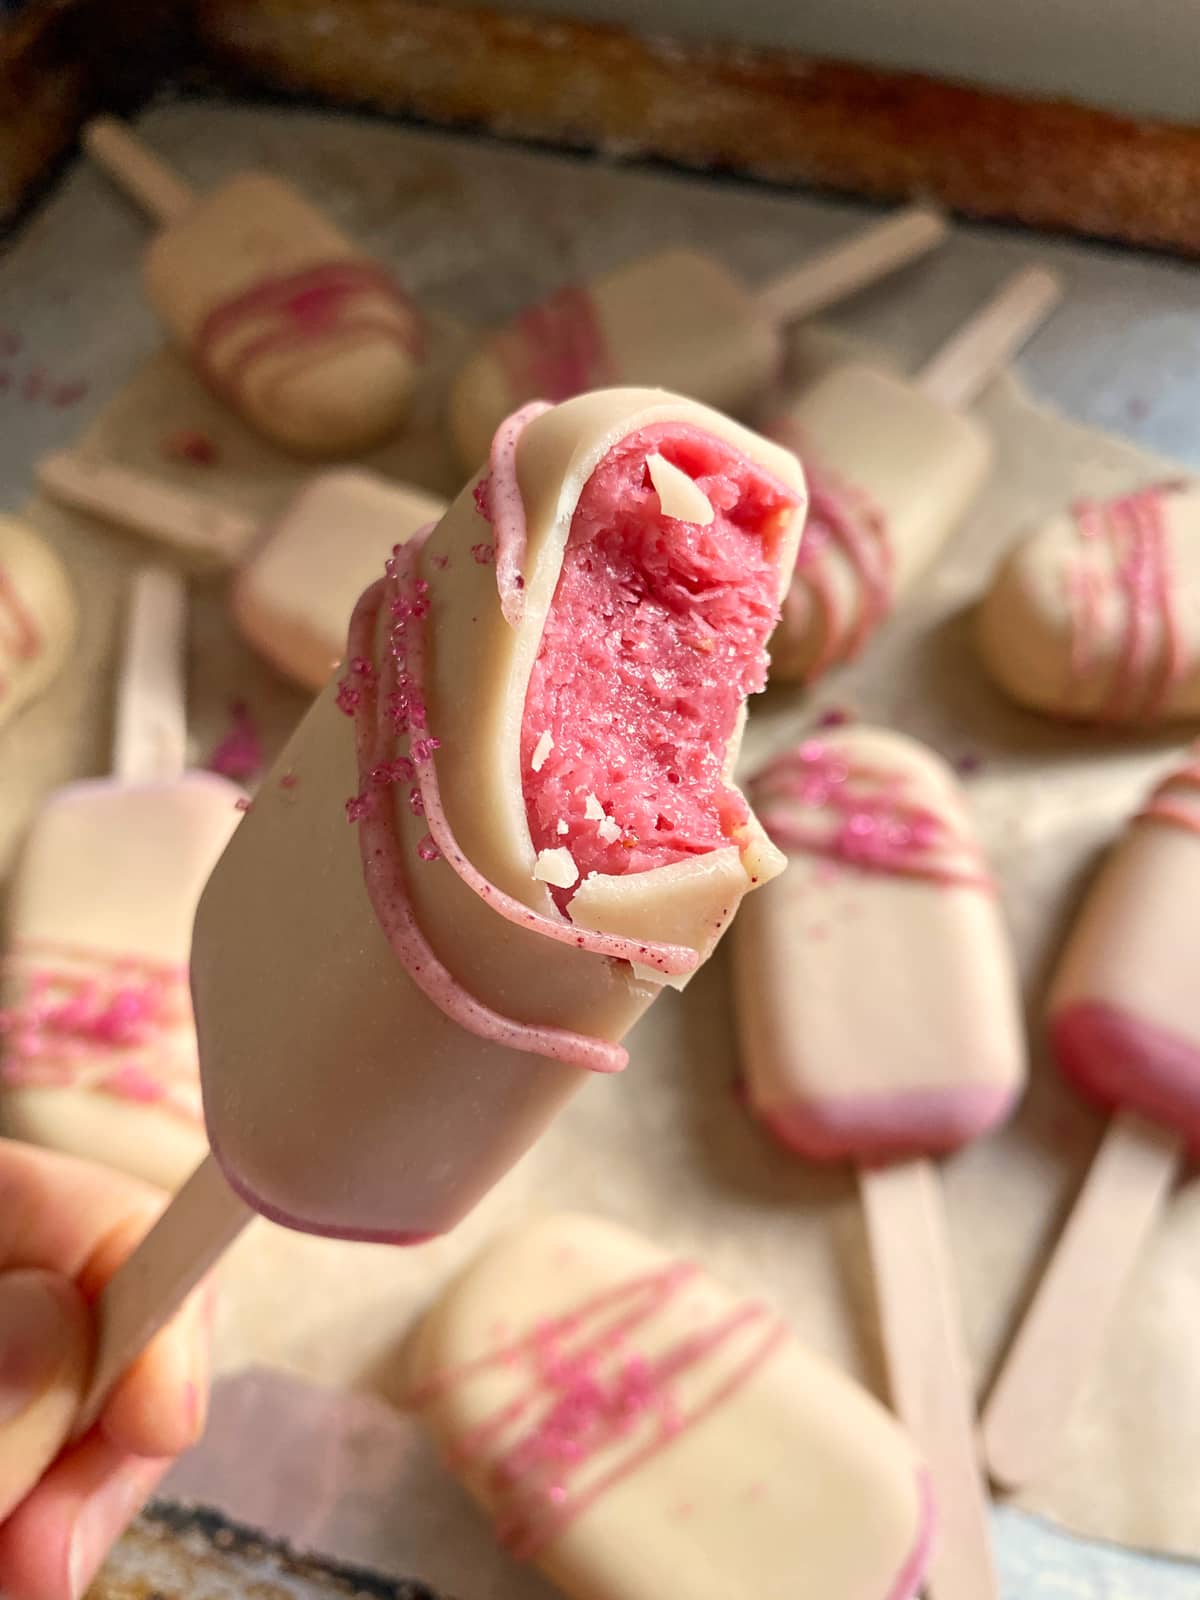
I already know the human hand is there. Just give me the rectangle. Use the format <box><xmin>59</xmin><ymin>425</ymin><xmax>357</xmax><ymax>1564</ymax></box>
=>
<box><xmin>0</xmin><ymin>1139</ymin><xmax>211</xmax><ymax>1600</ymax></box>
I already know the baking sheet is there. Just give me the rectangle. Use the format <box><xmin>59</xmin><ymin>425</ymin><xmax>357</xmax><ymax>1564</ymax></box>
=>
<box><xmin>3</xmin><ymin>99</ymin><xmax>1200</xmax><ymax>1573</ymax></box>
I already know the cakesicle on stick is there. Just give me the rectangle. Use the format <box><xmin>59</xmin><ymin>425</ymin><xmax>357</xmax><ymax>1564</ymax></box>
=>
<box><xmin>982</xmin><ymin>750</ymin><xmax>1200</xmax><ymax>1490</ymax></box>
<box><xmin>767</xmin><ymin>265</ymin><xmax>1061</xmax><ymax>682</ymax></box>
<box><xmin>977</xmin><ymin>480</ymin><xmax>1200</xmax><ymax>724</ymax></box>
<box><xmin>407</xmin><ymin>1213</ymin><xmax>933</xmax><ymax>1600</ymax></box>
<box><xmin>84</xmin><ymin>117</ymin><xmax>425</xmax><ymax>457</ymax></box>
<box><xmin>73</xmin><ymin>387</ymin><xmax>807</xmax><ymax>1434</ymax></box>
<box><xmin>0</xmin><ymin>568</ymin><xmax>243</xmax><ymax>1189</ymax></box>
<box><xmin>450</xmin><ymin>204</ymin><xmax>947</xmax><ymax>469</ymax></box>
<box><xmin>0</xmin><ymin>514</ymin><xmax>76</xmax><ymax>730</ymax></box>
<box><xmin>732</xmin><ymin>727</ymin><xmax>1027</xmax><ymax>1600</ymax></box>
<box><xmin>36</xmin><ymin>449</ymin><xmax>447</xmax><ymax>690</ymax></box>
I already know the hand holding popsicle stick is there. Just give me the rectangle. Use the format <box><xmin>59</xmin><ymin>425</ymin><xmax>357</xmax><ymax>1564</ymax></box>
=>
<box><xmin>69</xmin><ymin>389</ymin><xmax>806</xmax><ymax>1471</ymax></box>
<box><xmin>733</xmin><ymin>728</ymin><xmax>1029</xmax><ymax>1600</ymax></box>
<box><xmin>83</xmin><ymin>117</ymin><xmax>426</xmax><ymax>457</ymax></box>
<box><xmin>769</xmin><ymin>264</ymin><xmax>1063</xmax><ymax>683</ymax></box>
<box><xmin>982</xmin><ymin>752</ymin><xmax>1200</xmax><ymax>1490</ymax></box>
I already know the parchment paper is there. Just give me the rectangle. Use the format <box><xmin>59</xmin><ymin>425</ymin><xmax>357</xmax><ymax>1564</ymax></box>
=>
<box><xmin>2</xmin><ymin>102</ymin><xmax>1198</xmax><ymax>1574</ymax></box>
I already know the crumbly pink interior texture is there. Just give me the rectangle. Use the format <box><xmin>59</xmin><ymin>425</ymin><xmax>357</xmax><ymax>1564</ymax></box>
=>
<box><xmin>521</xmin><ymin>423</ymin><xmax>792</xmax><ymax>893</ymax></box>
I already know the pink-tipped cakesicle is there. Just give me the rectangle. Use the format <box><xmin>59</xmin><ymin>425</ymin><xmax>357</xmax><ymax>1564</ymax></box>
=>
<box><xmin>84</xmin><ymin>117</ymin><xmax>425</xmax><ymax>457</ymax></box>
<box><xmin>0</xmin><ymin>514</ymin><xmax>76</xmax><ymax>730</ymax></box>
<box><xmin>37</xmin><ymin>450</ymin><xmax>447</xmax><ymax>690</ymax></box>
<box><xmin>732</xmin><ymin>726</ymin><xmax>1027</xmax><ymax>1600</ymax></box>
<box><xmin>449</xmin><ymin>204</ymin><xmax>949</xmax><ymax>469</ymax></box>
<box><xmin>982</xmin><ymin>749</ymin><xmax>1200</xmax><ymax>1490</ymax></box>
<box><xmin>72</xmin><ymin>387</ymin><xmax>807</xmax><ymax>1436</ymax></box>
<box><xmin>978</xmin><ymin>480</ymin><xmax>1200</xmax><ymax>724</ymax></box>
<box><xmin>768</xmin><ymin>266</ymin><xmax>1062</xmax><ymax>683</ymax></box>
<box><xmin>1</xmin><ymin>568</ymin><xmax>242</xmax><ymax>1189</ymax></box>
<box><xmin>407</xmin><ymin>1213</ymin><xmax>934</xmax><ymax>1600</ymax></box>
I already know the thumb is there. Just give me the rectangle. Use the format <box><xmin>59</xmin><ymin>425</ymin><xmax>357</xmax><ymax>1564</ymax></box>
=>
<box><xmin>0</xmin><ymin>1271</ymin><xmax>91</xmax><ymax>1522</ymax></box>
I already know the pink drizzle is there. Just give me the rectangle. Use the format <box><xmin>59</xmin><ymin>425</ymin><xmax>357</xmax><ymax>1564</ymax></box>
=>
<box><xmin>0</xmin><ymin>939</ymin><xmax>200</xmax><ymax>1121</ymax></box>
<box><xmin>1138</xmin><ymin>750</ymin><xmax>1200</xmax><ymax>837</ymax></box>
<box><xmin>770</xmin><ymin>423</ymin><xmax>891</xmax><ymax>680</ymax></box>
<box><xmin>0</xmin><ymin>564</ymin><xmax>42</xmax><ymax>701</ymax></box>
<box><xmin>477</xmin><ymin>400</ymin><xmax>551</xmax><ymax>628</ymax></box>
<box><xmin>1065</xmin><ymin>486</ymin><xmax>1186</xmax><ymax>721</ymax></box>
<box><xmin>193</xmin><ymin>260</ymin><xmax>424</xmax><ymax>408</ymax></box>
<box><xmin>409</xmin><ymin>1261</ymin><xmax>786</xmax><ymax>1560</ymax></box>
<box><xmin>340</xmin><ymin>531</ymin><xmax>700</xmax><ymax>1078</ymax></box>
<box><xmin>752</xmin><ymin>739</ymin><xmax>990</xmax><ymax>889</ymax></box>
<box><xmin>496</xmin><ymin>285</ymin><xmax>616</xmax><ymax>413</ymax></box>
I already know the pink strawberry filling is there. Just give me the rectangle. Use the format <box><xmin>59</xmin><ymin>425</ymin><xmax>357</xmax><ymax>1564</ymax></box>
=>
<box><xmin>521</xmin><ymin>423</ymin><xmax>796</xmax><ymax>900</ymax></box>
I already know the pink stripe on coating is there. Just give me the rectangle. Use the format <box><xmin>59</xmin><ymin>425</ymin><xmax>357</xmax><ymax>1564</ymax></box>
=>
<box><xmin>479</xmin><ymin>400</ymin><xmax>551</xmax><ymax>629</ymax></box>
<box><xmin>1066</xmin><ymin>486</ymin><xmax>1187</xmax><ymax>722</ymax></box>
<box><xmin>769</xmin><ymin>422</ymin><xmax>892</xmax><ymax>680</ymax></box>
<box><xmin>1051</xmin><ymin>1000</ymin><xmax>1200</xmax><ymax>1148</ymax></box>
<box><xmin>1138</xmin><ymin>756</ymin><xmax>1200</xmax><ymax>837</ymax></box>
<box><xmin>498</xmin><ymin>284</ymin><xmax>616</xmax><ymax>409</ymax></box>
<box><xmin>752</xmin><ymin>739</ymin><xmax>990</xmax><ymax>890</ymax></box>
<box><xmin>193</xmin><ymin>259</ymin><xmax>424</xmax><ymax>408</ymax></box>
<box><xmin>755</xmin><ymin>1082</ymin><xmax>1020</xmax><ymax>1164</ymax></box>
<box><xmin>409</xmin><ymin>1260</ymin><xmax>791</xmax><ymax>1563</ymax></box>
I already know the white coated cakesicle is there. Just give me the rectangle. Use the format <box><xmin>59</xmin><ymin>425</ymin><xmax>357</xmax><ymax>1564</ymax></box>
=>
<box><xmin>406</xmin><ymin>1214</ymin><xmax>933</xmax><ymax>1600</ymax></box>
<box><xmin>977</xmin><ymin>480</ymin><xmax>1200</xmax><ymax>724</ymax></box>
<box><xmin>84</xmin><ymin>118</ymin><xmax>425</xmax><ymax>458</ymax></box>
<box><xmin>733</xmin><ymin>726</ymin><xmax>1027</xmax><ymax>1600</ymax></box>
<box><xmin>36</xmin><ymin>451</ymin><xmax>448</xmax><ymax>691</ymax></box>
<box><xmin>449</xmin><ymin>204</ymin><xmax>948</xmax><ymax>469</ymax></box>
<box><xmin>0</xmin><ymin>514</ymin><xmax>76</xmax><ymax>730</ymax></box>
<box><xmin>75</xmin><ymin>387</ymin><xmax>806</xmax><ymax>1433</ymax></box>
<box><xmin>0</xmin><ymin>569</ymin><xmax>243</xmax><ymax>1190</ymax></box>
<box><xmin>768</xmin><ymin>266</ymin><xmax>1062</xmax><ymax>683</ymax></box>
<box><xmin>982</xmin><ymin>750</ymin><xmax>1200</xmax><ymax>1490</ymax></box>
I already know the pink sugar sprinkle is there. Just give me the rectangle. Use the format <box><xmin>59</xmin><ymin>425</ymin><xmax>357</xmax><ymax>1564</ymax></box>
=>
<box><xmin>472</xmin><ymin>541</ymin><xmax>496</xmax><ymax>565</ymax></box>
<box><xmin>345</xmin><ymin>793</ymin><xmax>372</xmax><ymax>823</ymax></box>
<box><xmin>162</xmin><ymin>427</ymin><xmax>219</xmax><ymax>465</ymax></box>
<box><xmin>431</xmin><ymin>552</ymin><xmax>449</xmax><ymax>570</ymax></box>
<box><xmin>234</xmin><ymin>797</ymin><xmax>253</xmax><ymax>812</ymax></box>
<box><xmin>473</xmin><ymin>476</ymin><xmax>493</xmax><ymax>520</ymax></box>
<box><xmin>408</xmin><ymin>787</ymin><xmax>425</xmax><ymax>815</ymax></box>
<box><xmin>350</xmin><ymin>655</ymin><xmax>376</xmax><ymax>680</ymax></box>
<box><xmin>416</xmin><ymin>833</ymin><xmax>440</xmax><ymax>861</ymax></box>
<box><xmin>816</xmin><ymin>706</ymin><xmax>853</xmax><ymax>729</ymax></box>
<box><xmin>51</xmin><ymin>378</ymin><xmax>89</xmax><ymax>409</ymax></box>
<box><xmin>411</xmin><ymin>736</ymin><xmax>441</xmax><ymax>762</ymax></box>
<box><xmin>206</xmin><ymin>701</ymin><xmax>264</xmax><ymax>782</ymax></box>
<box><xmin>335</xmin><ymin>679</ymin><xmax>363</xmax><ymax>716</ymax></box>
<box><xmin>279</xmin><ymin>771</ymin><xmax>299</xmax><ymax>789</ymax></box>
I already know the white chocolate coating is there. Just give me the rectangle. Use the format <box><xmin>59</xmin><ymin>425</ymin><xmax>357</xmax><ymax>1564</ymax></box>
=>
<box><xmin>407</xmin><ymin>1213</ymin><xmax>932</xmax><ymax>1600</ymax></box>
<box><xmin>193</xmin><ymin>389</ymin><xmax>804</xmax><ymax>1242</ymax></box>
<box><xmin>977</xmin><ymin>482</ymin><xmax>1200</xmax><ymax>723</ymax></box>
<box><xmin>450</xmin><ymin>251</ymin><xmax>780</xmax><ymax>470</ymax></box>
<box><xmin>0</xmin><ymin>515</ymin><xmax>76</xmax><ymax>730</ymax></box>
<box><xmin>769</xmin><ymin>364</ymin><xmax>991</xmax><ymax>682</ymax></box>
<box><xmin>733</xmin><ymin>727</ymin><xmax>1026</xmax><ymax>1161</ymax></box>
<box><xmin>144</xmin><ymin>173</ymin><xmax>423</xmax><ymax>457</ymax></box>
<box><xmin>232</xmin><ymin>470</ymin><xmax>447</xmax><ymax>691</ymax></box>
<box><xmin>1</xmin><ymin>773</ymin><xmax>243</xmax><ymax>1190</ymax></box>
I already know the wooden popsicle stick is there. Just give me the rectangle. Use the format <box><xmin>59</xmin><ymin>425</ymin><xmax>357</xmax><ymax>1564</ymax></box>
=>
<box><xmin>75</xmin><ymin>1153</ymin><xmax>253</xmax><ymax>1438</ymax></box>
<box><xmin>914</xmin><ymin>265</ymin><xmax>1063</xmax><ymax>411</ymax></box>
<box><xmin>37</xmin><ymin>450</ymin><xmax>258</xmax><ymax>570</ymax></box>
<box><xmin>860</xmin><ymin>1159</ymin><xmax>999</xmax><ymax>1600</ymax></box>
<box><xmin>755</xmin><ymin>203</ymin><xmax>948</xmax><ymax>325</ymax></box>
<box><xmin>83</xmin><ymin>116</ymin><xmax>196</xmax><ymax>226</ymax></box>
<box><xmin>980</xmin><ymin>1109</ymin><xmax>1182</xmax><ymax>1492</ymax></box>
<box><xmin>112</xmin><ymin>566</ymin><xmax>188</xmax><ymax>784</ymax></box>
